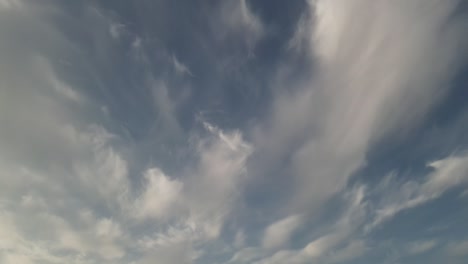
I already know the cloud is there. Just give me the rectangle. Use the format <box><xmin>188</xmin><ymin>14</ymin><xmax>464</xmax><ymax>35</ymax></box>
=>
<box><xmin>255</xmin><ymin>152</ymin><xmax>466</xmax><ymax>263</ymax></box>
<box><xmin>131</xmin><ymin>122</ymin><xmax>253</xmax><ymax>262</ymax></box>
<box><xmin>0</xmin><ymin>0</ymin><xmax>22</xmax><ymax>9</ymax></box>
<box><xmin>172</xmin><ymin>55</ymin><xmax>193</xmax><ymax>76</ymax></box>
<box><xmin>461</xmin><ymin>189</ymin><xmax>468</xmax><ymax>198</ymax></box>
<box><xmin>137</xmin><ymin>243</ymin><xmax>195</xmax><ymax>264</ymax></box>
<box><xmin>445</xmin><ymin>240</ymin><xmax>468</xmax><ymax>257</ymax></box>
<box><xmin>228</xmin><ymin>247</ymin><xmax>265</xmax><ymax>264</ymax></box>
<box><xmin>0</xmin><ymin>2</ymin><xmax>255</xmax><ymax>262</ymax></box>
<box><xmin>150</xmin><ymin>79</ymin><xmax>183</xmax><ymax>136</ymax></box>
<box><xmin>109</xmin><ymin>22</ymin><xmax>125</xmax><ymax>40</ymax></box>
<box><xmin>326</xmin><ymin>240</ymin><xmax>368</xmax><ymax>264</ymax></box>
<box><xmin>234</xmin><ymin>230</ymin><xmax>246</xmax><ymax>248</ymax></box>
<box><xmin>408</xmin><ymin>240</ymin><xmax>438</xmax><ymax>255</ymax></box>
<box><xmin>134</xmin><ymin>168</ymin><xmax>183</xmax><ymax>220</ymax></box>
<box><xmin>1</xmin><ymin>0</ymin><xmax>467</xmax><ymax>263</ymax></box>
<box><xmin>367</xmin><ymin>154</ymin><xmax>468</xmax><ymax>230</ymax></box>
<box><xmin>425</xmin><ymin>155</ymin><xmax>468</xmax><ymax>195</ymax></box>
<box><xmin>216</xmin><ymin>0</ymin><xmax>265</xmax><ymax>51</ymax></box>
<box><xmin>250</xmin><ymin>150</ymin><xmax>468</xmax><ymax>264</ymax></box>
<box><xmin>262</xmin><ymin>215</ymin><xmax>303</xmax><ymax>249</ymax></box>
<box><xmin>0</xmin><ymin>57</ymin><xmax>252</xmax><ymax>264</ymax></box>
<box><xmin>256</xmin><ymin>0</ymin><xmax>467</xmax><ymax>219</ymax></box>
<box><xmin>191</xmin><ymin>122</ymin><xmax>253</xmax><ymax>206</ymax></box>
<box><xmin>248</xmin><ymin>186</ymin><xmax>368</xmax><ymax>264</ymax></box>
<box><xmin>254</xmin><ymin>152</ymin><xmax>466</xmax><ymax>263</ymax></box>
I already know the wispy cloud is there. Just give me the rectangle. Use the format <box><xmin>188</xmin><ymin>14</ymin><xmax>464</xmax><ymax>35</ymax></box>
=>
<box><xmin>445</xmin><ymin>240</ymin><xmax>468</xmax><ymax>257</ymax></box>
<box><xmin>255</xmin><ymin>0</ymin><xmax>467</xmax><ymax>220</ymax></box>
<box><xmin>408</xmin><ymin>240</ymin><xmax>438</xmax><ymax>255</ymax></box>
<box><xmin>367</xmin><ymin>154</ymin><xmax>468</xmax><ymax>230</ymax></box>
<box><xmin>172</xmin><ymin>55</ymin><xmax>193</xmax><ymax>76</ymax></box>
<box><xmin>262</xmin><ymin>215</ymin><xmax>303</xmax><ymax>250</ymax></box>
<box><xmin>216</xmin><ymin>0</ymin><xmax>265</xmax><ymax>52</ymax></box>
<box><xmin>1</xmin><ymin>0</ymin><xmax>468</xmax><ymax>263</ymax></box>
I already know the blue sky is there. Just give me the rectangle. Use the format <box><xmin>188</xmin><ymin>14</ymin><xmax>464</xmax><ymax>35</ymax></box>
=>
<box><xmin>1</xmin><ymin>0</ymin><xmax>468</xmax><ymax>263</ymax></box>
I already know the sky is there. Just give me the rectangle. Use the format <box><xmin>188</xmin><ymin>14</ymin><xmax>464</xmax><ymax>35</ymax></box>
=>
<box><xmin>1</xmin><ymin>0</ymin><xmax>468</xmax><ymax>263</ymax></box>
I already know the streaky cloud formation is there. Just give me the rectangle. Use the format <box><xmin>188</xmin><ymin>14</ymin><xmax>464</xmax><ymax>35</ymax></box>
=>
<box><xmin>1</xmin><ymin>0</ymin><xmax>468</xmax><ymax>263</ymax></box>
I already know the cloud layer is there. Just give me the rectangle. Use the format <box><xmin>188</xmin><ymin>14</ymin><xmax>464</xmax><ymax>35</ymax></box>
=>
<box><xmin>1</xmin><ymin>0</ymin><xmax>468</xmax><ymax>263</ymax></box>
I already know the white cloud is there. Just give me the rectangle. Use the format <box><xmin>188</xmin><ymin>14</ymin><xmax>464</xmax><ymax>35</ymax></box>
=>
<box><xmin>408</xmin><ymin>240</ymin><xmax>437</xmax><ymax>255</ymax></box>
<box><xmin>135</xmin><ymin>168</ymin><xmax>183</xmax><ymax>220</ymax></box>
<box><xmin>327</xmin><ymin>240</ymin><xmax>368</xmax><ymax>264</ymax></box>
<box><xmin>137</xmin><ymin>243</ymin><xmax>195</xmax><ymax>264</ymax></box>
<box><xmin>121</xmin><ymin>122</ymin><xmax>253</xmax><ymax>261</ymax></box>
<box><xmin>368</xmin><ymin>154</ymin><xmax>468</xmax><ymax>230</ymax></box>
<box><xmin>257</xmin><ymin>0</ymin><xmax>467</xmax><ymax>219</ymax></box>
<box><xmin>109</xmin><ymin>23</ymin><xmax>125</xmax><ymax>39</ymax></box>
<box><xmin>252</xmin><ymin>234</ymin><xmax>367</xmax><ymax>264</ymax></box>
<box><xmin>1</xmin><ymin>0</ymin><xmax>467</xmax><ymax>263</ymax></box>
<box><xmin>234</xmin><ymin>230</ymin><xmax>246</xmax><ymax>248</ymax></box>
<box><xmin>254</xmin><ymin>152</ymin><xmax>467</xmax><ymax>263</ymax></box>
<box><xmin>0</xmin><ymin>204</ymin><xmax>125</xmax><ymax>263</ymax></box>
<box><xmin>63</xmin><ymin>122</ymin><xmax>252</xmax><ymax>262</ymax></box>
<box><xmin>0</xmin><ymin>8</ymin><xmax>261</xmax><ymax>260</ymax></box>
<box><xmin>424</xmin><ymin>155</ymin><xmax>468</xmax><ymax>195</ymax></box>
<box><xmin>0</xmin><ymin>3</ymin><xmax>181</xmax><ymax>262</ymax></box>
<box><xmin>96</xmin><ymin>218</ymin><xmax>123</xmax><ymax>240</ymax></box>
<box><xmin>132</xmin><ymin>122</ymin><xmax>254</xmax><ymax>262</ymax></box>
<box><xmin>0</xmin><ymin>210</ymin><xmax>21</xmax><ymax>251</ymax></box>
<box><xmin>262</xmin><ymin>215</ymin><xmax>303</xmax><ymax>249</ymax></box>
<box><xmin>446</xmin><ymin>240</ymin><xmax>468</xmax><ymax>257</ymax></box>
<box><xmin>172</xmin><ymin>55</ymin><xmax>193</xmax><ymax>76</ymax></box>
<box><xmin>228</xmin><ymin>247</ymin><xmax>265</xmax><ymax>264</ymax></box>
<box><xmin>303</xmin><ymin>233</ymin><xmax>343</xmax><ymax>258</ymax></box>
<box><xmin>151</xmin><ymin>79</ymin><xmax>183</xmax><ymax>136</ymax></box>
<box><xmin>35</xmin><ymin>56</ymin><xmax>84</xmax><ymax>103</ymax></box>
<box><xmin>20</xmin><ymin>193</ymin><xmax>46</xmax><ymax>209</ymax></box>
<box><xmin>0</xmin><ymin>0</ymin><xmax>22</xmax><ymax>10</ymax></box>
<box><xmin>461</xmin><ymin>189</ymin><xmax>468</xmax><ymax>198</ymax></box>
<box><xmin>250</xmin><ymin>186</ymin><xmax>368</xmax><ymax>264</ymax></box>
<box><xmin>216</xmin><ymin>0</ymin><xmax>265</xmax><ymax>51</ymax></box>
<box><xmin>69</xmin><ymin>126</ymin><xmax>131</xmax><ymax>211</ymax></box>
